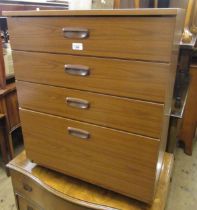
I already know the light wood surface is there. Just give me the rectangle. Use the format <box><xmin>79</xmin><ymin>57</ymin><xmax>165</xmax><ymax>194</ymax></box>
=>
<box><xmin>17</xmin><ymin>195</ymin><xmax>42</xmax><ymax>210</ymax></box>
<box><xmin>12</xmin><ymin>170</ymin><xmax>93</xmax><ymax>210</ymax></box>
<box><xmin>6</xmin><ymin>9</ymin><xmax>184</xmax><ymax>203</ymax></box>
<box><xmin>3</xmin><ymin>8</ymin><xmax>180</xmax><ymax>17</ymax></box>
<box><xmin>13</xmin><ymin>51</ymin><xmax>169</xmax><ymax>103</ymax></box>
<box><xmin>17</xmin><ymin>81</ymin><xmax>164</xmax><ymax>138</ymax></box>
<box><xmin>8</xmin><ymin>151</ymin><xmax>174</xmax><ymax>210</ymax></box>
<box><xmin>156</xmin><ymin>8</ymin><xmax>185</xmax><ymax>183</ymax></box>
<box><xmin>8</xmin><ymin>16</ymin><xmax>175</xmax><ymax>62</ymax></box>
<box><xmin>20</xmin><ymin>109</ymin><xmax>160</xmax><ymax>203</ymax></box>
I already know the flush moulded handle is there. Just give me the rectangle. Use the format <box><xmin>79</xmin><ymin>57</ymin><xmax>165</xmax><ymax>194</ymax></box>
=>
<box><xmin>67</xmin><ymin>127</ymin><xmax>90</xmax><ymax>139</ymax></box>
<box><xmin>64</xmin><ymin>64</ymin><xmax>90</xmax><ymax>76</ymax></box>
<box><xmin>62</xmin><ymin>27</ymin><xmax>89</xmax><ymax>39</ymax></box>
<box><xmin>65</xmin><ymin>97</ymin><xmax>90</xmax><ymax>109</ymax></box>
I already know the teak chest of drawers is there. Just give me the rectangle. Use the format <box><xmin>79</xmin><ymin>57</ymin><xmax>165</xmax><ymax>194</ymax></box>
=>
<box><xmin>4</xmin><ymin>9</ymin><xmax>183</xmax><ymax>204</ymax></box>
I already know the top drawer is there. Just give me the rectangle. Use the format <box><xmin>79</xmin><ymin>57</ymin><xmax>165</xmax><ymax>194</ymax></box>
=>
<box><xmin>8</xmin><ymin>17</ymin><xmax>175</xmax><ymax>62</ymax></box>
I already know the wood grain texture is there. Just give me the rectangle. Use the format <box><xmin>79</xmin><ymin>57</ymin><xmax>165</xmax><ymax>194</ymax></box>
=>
<box><xmin>8</xmin><ymin>16</ymin><xmax>175</xmax><ymax>62</ymax></box>
<box><xmin>3</xmin><ymin>8</ymin><xmax>180</xmax><ymax>16</ymax></box>
<box><xmin>155</xmin><ymin>9</ymin><xmax>185</xmax><ymax>184</ymax></box>
<box><xmin>114</xmin><ymin>0</ymin><xmax>121</xmax><ymax>8</ymax></box>
<box><xmin>6</xmin><ymin>9</ymin><xmax>184</xmax><ymax>204</ymax></box>
<box><xmin>0</xmin><ymin>83</ymin><xmax>20</xmax><ymax>131</ymax></box>
<box><xmin>17</xmin><ymin>81</ymin><xmax>164</xmax><ymax>138</ymax></box>
<box><xmin>8</xmin><ymin>151</ymin><xmax>174</xmax><ymax>210</ymax></box>
<box><xmin>179</xmin><ymin>64</ymin><xmax>197</xmax><ymax>155</ymax></box>
<box><xmin>0</xmin><ymin>40</ymin><xmax>6</xmax><ymax>88</ymax></box>
<box><xmin>11</xmin><ymin>179</ymin><xmax>86</xmax><ymax>210</ymax></box>
<box><xmin>13</xmin><ymin>51</ymin><xmax>170</xmax><ymax>103</ymax></box>
<box><xmin>0</xmin><ymin>83</ymin><xmax>16</xmax><ymax>98</ymax></box>
<box><xmin>5</xmin><ymin>90</ymin><xmax>20</xmax><ymax>131</ymax></box>
<box><xmin>16</xmin><ymin>195</ymin><xmax>42</xmax><ymax>210</ymax></box>
<box><xmin>19</xmin><ymin>109</ymin><xmax>160</xmax><ymax>203</ymax></box>
<box><xmin>0</xmin><ymin>83</ymin><xmax>21</xmax><ymax>159</ymax></box>
<box><xmin>0</xmin><ymin>114</ymin><xmax>9</xmax><ymax>175</ymax></box>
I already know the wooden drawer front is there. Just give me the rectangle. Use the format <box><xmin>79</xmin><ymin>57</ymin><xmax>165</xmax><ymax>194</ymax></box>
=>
<box><xmin>17</xmin><ymin>194</ymin><xmax>42</xmax><ymax>210</ymax></box>
<box><xmin>8</xmin><ymin>17</ymin><xmax>175</xmax><ymax>62</ymax></box>
<box><xmin>13</xmin><ymin>51</ymin><xmax>169</xmax><ymax>103</ymax></box>
<box><xmin>17</xmin><ymin>81</ymin><xmax>164</xmax><ymax>138</ymax></box>
<box><xmin>11</xmin><ymin>170</ymin><xmax>91</xmax><ymax>210</ymax></box>
<box><xmin>20</xmin><ymin>109</ymin><xmax>160</xmax><ymax>203</ymax></box>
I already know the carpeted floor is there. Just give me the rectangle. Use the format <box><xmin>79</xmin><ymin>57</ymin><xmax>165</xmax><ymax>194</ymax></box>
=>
<box><xmin>0</xmin><ymin>165</ymin><xmax>16</xmax><ymax>210</ymax></box>
<box><xmin>166</xmin><ymin>139</ymin><xmax>197</xmax><ymax>210</ymax></box>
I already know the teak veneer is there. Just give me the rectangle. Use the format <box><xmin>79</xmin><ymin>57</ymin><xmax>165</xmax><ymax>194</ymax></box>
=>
<box><xmin>13</xmin><ymin>51</ymin><xmax>169</xmax><ymax>103</ymax></box>
<box><xmin>17</xmin><ymin>81</ymin><xmax>164</xmax><ymax>138</ymax></box>
<box><xmin>8</xmin><ymin>16</ymin><xmax>175</xmax><ymax>62</ymax></box>
<box><xmin>4</xmin><ymin>9</ymin><xmax>184</xmax><ymax>203</ymax></box>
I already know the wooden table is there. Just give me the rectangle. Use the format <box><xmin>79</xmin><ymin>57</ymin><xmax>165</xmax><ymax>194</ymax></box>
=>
<box><xmin>7</xmin><ymin>151</ymin><xmax>173</xmax><ymax>210</ymax></box>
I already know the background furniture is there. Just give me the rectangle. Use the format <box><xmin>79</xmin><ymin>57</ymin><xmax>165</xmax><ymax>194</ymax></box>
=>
<box><xmin>0</xmin><ymin>39</ymin><xmax>6</xmax><ymax>89</ymax></box>
<box><xmin>114</xmin><ymin>0</ymin><xmax>170</xmax><ymax>8</ymax></box>
<box><xmin>179</xmin><ymin>62</ymin><xmax>197</xmax><ymax>155</ymax></box>
<box><xmin>0</xmin><ymin>114</ymin><xmax>9</xmax><ymax>174</ymax></box>
<box><xmin>0</xmin><ymin>0</ymin><xmax>68</xmax><ymax>14</ymax></box>
<box><xmin>8</xmin><ymin>151</ymin><xmax>173</xmax><ymax>210</ymax></box>
<box><xmin>166</xmin><ymin>37</ymin><xmax>197</xmax><ymax>154</ymax></box>
<box><xmin>167</xmin><ymin>0</ymin><xmax>197</xmax><ymax>155</ymax></box>
<box><xmin>0</xmin><ymin>37</ymin><xmax>20</xmax><ymax>163</ymax></box>
<box><xmin>176</xmin><ymin>0</ymin><xmax>197</xmax><ymax>155</ymax></box>
<box><xmin>0</xmin><ymin>82</ymin><xmax>20</xmax><ymax>159</ymax></box>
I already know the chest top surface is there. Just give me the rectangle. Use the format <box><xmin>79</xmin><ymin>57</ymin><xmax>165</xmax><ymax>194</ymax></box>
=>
<box><xmin>3</xmin><ymin>8</ymin><xmax>180</xmax><ymax>17</ymax></box>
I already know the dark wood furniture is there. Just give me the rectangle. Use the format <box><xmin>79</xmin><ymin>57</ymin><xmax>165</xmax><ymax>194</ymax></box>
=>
<box><xmin>0</xmin><ymin>41</ymin><xmax>6</xmax><ymax>89</ymax></box>
<box><xmin>0</xmin><ymin>0</ymin><xmax>68</xmax><ymax>15</ymax></box>
<box><xmin>114</xmin><ymin>0</ymin><xmax>170</xmax><ymax>8</ymax></box>
<box><xmin>167</xmin><ymin>0</ymin><xmax>197</xmax><ymax>155</ymax></box>
<box><xmin>0</xmin><ymin>83</ymin><xmax>21</xmax><ymax>159</ymax></box>
<box><xmin>8</xmin><ymin>151</ymin><xmax>174</xmax><ymax>210</ymax></box>
<box><xmin>0</xmin><ymin>113</ymin><xmax>9</xmax><ymax>174</ymax></box>
<box><xmin>166</xmin><ymin>37</ymin><xmax>197</xmax><ymax>154</ymax></box>
<box><xmin>0</xmin><ymin>36</ymin><xmax>21</xmax><ymax>164</ymax></box>
<box><xmin>5</xmin><ymin>9</ymin><xmax>183</xmax><ymax>203</ymax></box>
<box><xmin>177</xmin><ymin>0</ymin><xmax>197</xmax><ymax>155</ymax></box>
<box><xmin>179</xmin><ymin>62</ymin><xmax>197</xmax><ymax>155</ymax></box>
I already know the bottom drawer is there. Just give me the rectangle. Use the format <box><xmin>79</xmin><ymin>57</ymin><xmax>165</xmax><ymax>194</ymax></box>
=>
<box><xmin>16</xmin><ymin>194</ymin><xmax>42</xmax><ymax>210</ymax></box>
<box><xmin>20</xmin><ymin>109</ymin><xmax>160</xmax><ymax>203</ymax></box>
<box><xmin>11</xmin><ymin>170</ymin><xmax>90</xmax><ymax>210</ymax></box>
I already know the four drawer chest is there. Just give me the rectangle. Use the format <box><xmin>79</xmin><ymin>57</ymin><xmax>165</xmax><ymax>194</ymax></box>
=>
<box><xmin>4</xmin><ymin>9</ymin><xmax>183</xmax><ymax>203</ymax></box>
